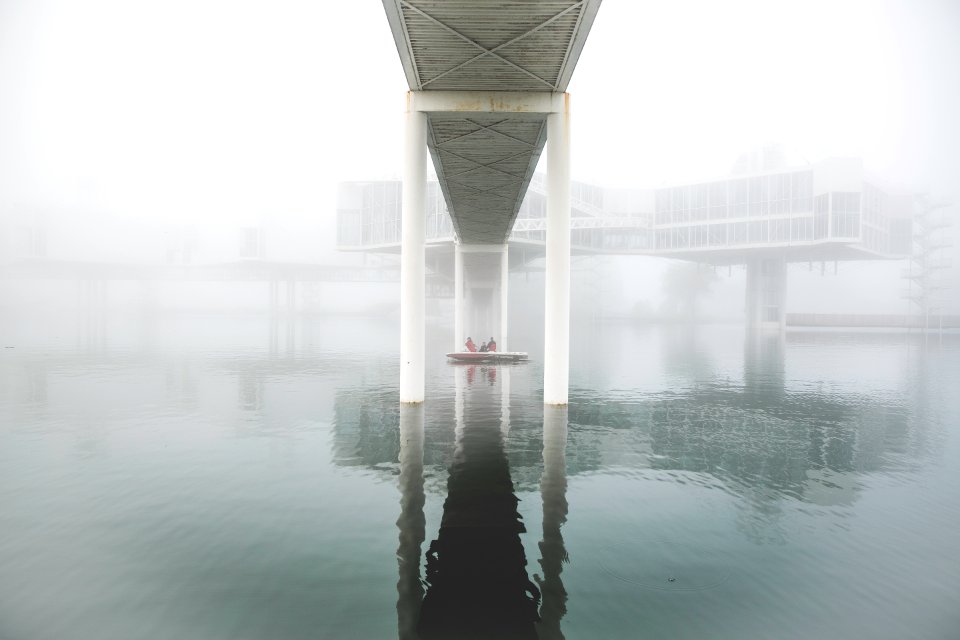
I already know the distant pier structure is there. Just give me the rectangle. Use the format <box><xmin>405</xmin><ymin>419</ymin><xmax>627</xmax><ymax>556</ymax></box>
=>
<box><xmin>339</xmin><ymin>155</ymin><xmax>940</xmax><ymax>331</ymax></box>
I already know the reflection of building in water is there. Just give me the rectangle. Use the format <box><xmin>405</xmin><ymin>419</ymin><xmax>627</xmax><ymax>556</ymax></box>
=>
<box><xmin>333</xmin><ymin>344</ymin><xmax>917</xmax><ymax>520</ymax></box>
<box><xmin>417</xmin><ymin>367</ymin><xmax>540</xmax><ymax>640</ymax></box>
<box><xmin>335</xmin><ymin>385</ymin><xmax>912</xmax><ymax>510</ymax></box>
<box><xmin>164</xmin><ymin>361</ymin><xmax>198</xmax><ymax>412</ymax></box>
<box><xmin>743</xmin><ymin>330</ymin><xmax>785</xmax><ymax>400</ymax></box>
<box><xmin>238</xmin><ymin>369</ymin><xmax>264</xmax><ymax>412</ymax></box>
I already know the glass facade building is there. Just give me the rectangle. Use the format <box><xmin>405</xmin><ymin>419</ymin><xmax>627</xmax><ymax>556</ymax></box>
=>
<box><xmin>652</xmin><ymin>164</ymin><xmax>907</xmax><ymax>257</ymax></box>
<box><xmin>338</xmin><ymin>158</ymin><xmax>912</xmax><ymax>261</ymax></box>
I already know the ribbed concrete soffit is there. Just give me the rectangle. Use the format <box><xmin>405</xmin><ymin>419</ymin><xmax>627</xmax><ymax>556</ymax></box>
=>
<box><xmin>384</xmin><ymin>0</ymin><xmax>601</xmax><ymax>92</ymax></box>
<box><xmin>383</xmin><ymin>0</ymin><xmax>601</xmax><ymax>244</ymax></box>
<box><xmin>429</xmin><ymin>112</ymin><xmax>545</xmax><ymax>244</ymax></box>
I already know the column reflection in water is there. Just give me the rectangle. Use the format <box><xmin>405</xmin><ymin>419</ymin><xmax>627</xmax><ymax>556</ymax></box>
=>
<box><xmin>500</xmin><ymin>365</ymin><xmax>511</xmax><ymax>438</ymax></box>
<box><xmin>417</xmin><ymin>365</ymin><xmax>540</xmax><ymax>640</ymax></box>
<box><xmin>268</xmin><ymin>280</ymin><xmax>279</xmax><ymax>357</ymax></box>
<box><xmin>743</xmin><ymin>330</ymin><xmax>785</xmax><ymax>400</ymax></box>
<box><xmin>536</xmin><ymin>405</ymin><xmax>569</xmax><ymax>640</ymax></box>
<box><xmin>285</xmin><ymin>280</ymin><xmax>296</xmax><ymax>355</ymax></box>
<box><xmin>397</xmin><ymin>404</ymin><xmax>426</xmax><ymax>640</ymax></box>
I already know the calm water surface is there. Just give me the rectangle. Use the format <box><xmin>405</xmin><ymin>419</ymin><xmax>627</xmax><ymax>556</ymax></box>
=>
<box><xmin>1</xmin><ymin>314</ymin><xmax>958</xmax><ymax>639</ymax></box>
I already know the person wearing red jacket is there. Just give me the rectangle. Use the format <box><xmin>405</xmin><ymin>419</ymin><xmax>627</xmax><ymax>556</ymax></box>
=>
<box><xmin>464</xmin><ymin>337</ymin><xmax>477</xmax><ymax>352</ymax></box>
<box><xmin>487</xmin><ymin>337</ymin><xmax>497</xmax><ymax>352</ymax></box>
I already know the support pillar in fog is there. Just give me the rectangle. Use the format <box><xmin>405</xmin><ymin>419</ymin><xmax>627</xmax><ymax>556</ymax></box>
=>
<box><xmin>544</xmin><ymin>96</ymin><xmax>571</xmax><ymax>405</ymax></box>
<box><xmin>500</xmin><ymin>244</ymin><xmax>509</xmax><ymax>352</ymax></box>
<box><xmin>454</xmin><ymin>243</ymin><xmax>464</xmax><ymax>352</ymax></box>
<box><xmin>455</xmin><ymin>244</ymin><xmax>509</xmax><ymax>351</ymax></box>
<box><xmin>401</xmin><ymin>91</ymin><xmax>569</xmax><ymax>400</ymax></box>
<box><xmin>400</xmin><ymin>103</ymin><xmax>427</xmax><ymax>403</ymax></box>
<box><xmin>286</xmin><ymin>280</ymin><xmax>296</xmax><ymax>315</ymax></box>
<box><xmin>745</xmin><ymin>256</ymin><xmax>787</xmax><ymax>331</ymax></box>
<box><xmin>285</xmin><ymin>280</ymin><xmax>296</xmax><ymax>353</ymax></box>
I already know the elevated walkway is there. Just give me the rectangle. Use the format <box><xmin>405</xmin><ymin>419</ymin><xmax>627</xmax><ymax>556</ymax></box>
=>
<box><xmin>339</xmin><ymin>157</ymin><xmax>916</xmax><ymax>266</ymax></box>
<box><xmin>787</xmin><ymin>313</ymin><xmax>960</xmax><ymax>329</ymax></box>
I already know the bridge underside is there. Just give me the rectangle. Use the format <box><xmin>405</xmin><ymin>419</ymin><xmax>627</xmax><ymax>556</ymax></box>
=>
<box><xmin>383</xmin><ymin>0</ymin><xmax>601</xmax><ymax>245</ymax></box>
<box><xmin>427</xmin><ymin>111</ymin><xmax>545</xmax><ymax>244</ymax></box>
<box><xmin>383</xmin><ymin>0</ymin><xmax>602</xmax><ymax>403</ymax></box>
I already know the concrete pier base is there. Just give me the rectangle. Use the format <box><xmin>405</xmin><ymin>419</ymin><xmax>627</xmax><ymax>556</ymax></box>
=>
<box><xmin>745</xmin><ymin>256</ymin><xmax>787</xmax><ymax>331</ymax></box>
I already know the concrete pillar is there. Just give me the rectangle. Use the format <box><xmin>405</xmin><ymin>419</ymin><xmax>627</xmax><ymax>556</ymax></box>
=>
<box><xmin>457</xmin><ymin>244</ymin><xmax>506</xmax><ymax>350</ymax></box>
<box><xmin>745</xmin><ymin>256</ymin><xmax>787</xmax><ymax>331</ymax></box>
<box><xmin>285</xmin><ymin>280</ymin><xmax>296</xmax><ymax>354</ymax></box>
<box><xmin>400</xmin><ymin>104</ymin><xmax>427</xmax><ymax>403</ymax></box>
<box><xmin>536</xmin><ymin>405</ymin><xmax>569</xmax><ymax>638</ymax></box>
<box><xmin>500</xmin><ymin>244</ymin><xmax>509</xmax><ymax>352</ymax></box>
<box><xmin>454</xmin><ymin>242</ymin><xmax>464</xmax><ymax>352</ymax></box>
<box><xmin>827</xmin><ymin>192</ymin><xmax>833</xmax><ymax>238</ymax></box>
<box><xmin>544</xmin><ymin>97</ymin><xmax>571</xmax><ymax>405</ymax></box>
<box><xmin>269</xmin><ymin>280</ymin><xmax>279</xmax><ymax>313</ymax></box>
<box><xmin>396</xmin><ymin>404</ymin><xmax>425</xmax><ymax>640</ymax></box>
<box><xmin>286</xmin><ymin>280</ymin><xmax>296</xmax><ymax>315</ymax></box>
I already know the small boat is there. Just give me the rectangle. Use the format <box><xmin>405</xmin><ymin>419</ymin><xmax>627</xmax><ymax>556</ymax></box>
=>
<box><xmin>446</xmin><ymin>351</ymin><xmax>529</xmax><ymax>363</ymax></box>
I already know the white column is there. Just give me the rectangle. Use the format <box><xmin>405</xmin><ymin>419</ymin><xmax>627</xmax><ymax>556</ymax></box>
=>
<box><xmin>544</xmin><ymin>96</ymin><xmax>571</xmax><ymax>405</ymax></box>
<box><xmin>745</xmin><ymin>256</ymin><xmax>787</xmax><ymax>332</ymax></box>
<box><xmin>286</xmin><ymin>280</ymin><xmax>295</xmax><ymax>315</ymax></box>
<box><xmin>500</xmin><ymin>244</ymin><xmax>509</xmax><ymax>352</ymax></box>
<box><xmin>454</xmin><ymin>242</ymin><xmax>464</xmax><ymax>352</ymax></box>
<box><xmin>400</xmin><ymin>104</ymin><xmax>427</xmax><ymax>403</ymax></box>
<box><xmin>745</xmin><ymin>258</ymin><xmax>761</xmax><ymax>330</ymax></box>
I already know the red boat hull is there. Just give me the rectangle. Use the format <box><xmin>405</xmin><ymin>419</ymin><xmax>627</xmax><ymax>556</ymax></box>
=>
<box><xmin>446</xmin><ymin>352</ymin><xmax>528</xmax><ymax>363</ymax></box>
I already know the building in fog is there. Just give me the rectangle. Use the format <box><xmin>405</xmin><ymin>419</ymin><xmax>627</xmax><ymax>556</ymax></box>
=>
<box><xmin>338</xmin><ymin>157</ymin><xmax>935</xmax><ymax>329</ymax></box>
<box><xmin>338</xmin><ymin>158</ymin><xmax>914</xmax><ymax>260</ymax></box>
<box><xmin>0</xmin><ymin>207</ymin><xmax>389</xmax><ymax>316</ymax></box>
<box><xmin>0</xmin><ymin>157</ymin><xmax>948</xmax><ymax>324</ymax></box>
<box><xmin>650</xmin><ymin>157</ymin><xmax>912</xmax><ymax>262</ymax></box>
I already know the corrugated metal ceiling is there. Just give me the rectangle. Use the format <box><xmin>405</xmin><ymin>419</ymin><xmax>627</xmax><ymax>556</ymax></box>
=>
<box><xmin>382</xmin><ymin>0</ymin><xmax>602</xmax><ymax>244</ymax></box>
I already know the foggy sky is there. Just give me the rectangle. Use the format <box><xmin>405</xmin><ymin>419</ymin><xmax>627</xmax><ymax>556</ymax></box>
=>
<box><xmin>2</xmin><ymin>0</ymin><xmax>958</xmax><ymax>231</ymax></box>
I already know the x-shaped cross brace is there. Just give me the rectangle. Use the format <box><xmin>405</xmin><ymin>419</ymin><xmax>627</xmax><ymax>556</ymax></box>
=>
<box><xmin>400</xmin><ymin>0</ymin><xmax>583</xmax><ymax>90</ymax></box>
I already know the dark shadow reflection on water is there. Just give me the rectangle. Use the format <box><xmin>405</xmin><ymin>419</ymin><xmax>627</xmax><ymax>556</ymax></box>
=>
<box><xmin>357</xmin><ymin>328</ymin><xmax>949</xmax><ymax>635</ymax></box>
<box><xmin>415</xmin><ymin>365</ymin><xmax>541</xmax><ymax>640</ymax></box>
<box><xmin>534</xmin><ymin>406</ymin><xmax>569</xmax><ymax>640</ymax></box>
<box><xmin>397</xmin><ymin>404</ymin><xmax>426</xmax><ymax>640</ymax></box>
<box><xmin>394</xmin><ymin>365</ymin><xmax>572</xmax><ymax>639</ymax></box>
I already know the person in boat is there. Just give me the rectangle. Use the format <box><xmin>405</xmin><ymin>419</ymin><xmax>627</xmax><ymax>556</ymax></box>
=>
<box><xmin>465</xmin><ymin>337</ymin><xmax>477</xmax><ymax>352</ymax></box>
<box><xmin>479</xmin><ymin>341</ymin><xmax>488</xmax><ymax>352</ymax></box>
<box><xmin>487</xmin><ymin>337</ymin><xmax>497</xmax><ymax>352</ymax></box>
